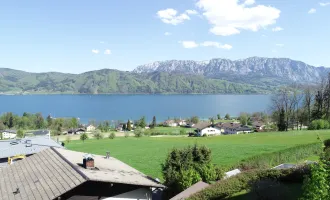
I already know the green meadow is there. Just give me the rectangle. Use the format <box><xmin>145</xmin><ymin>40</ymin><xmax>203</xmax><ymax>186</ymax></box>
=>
<box><xmin>66</xmin><ymin>130</ymin><xmax>330</xmax><ymax>179</ymax></box>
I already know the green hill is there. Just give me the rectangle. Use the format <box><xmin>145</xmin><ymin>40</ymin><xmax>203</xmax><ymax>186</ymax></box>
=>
<box><xmin>0</xmin><ymin>68</ymin><xmax>273</xmax><ymax>94</ymax></box>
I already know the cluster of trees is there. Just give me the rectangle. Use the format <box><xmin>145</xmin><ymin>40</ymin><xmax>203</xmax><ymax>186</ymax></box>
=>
<box><xmin>162</xmin><ymin>144</ymin><xmax>223</xmax><ymax>198</ymax></box>
<box><xmin>272</xmin><ymin>75</ymin><xmax>330</xmax><ymax>131</ymax></box>
<box><xmin>0</xmin><ymin>112</ymin><xmax>82</xmax><ymax>135</ymax></box>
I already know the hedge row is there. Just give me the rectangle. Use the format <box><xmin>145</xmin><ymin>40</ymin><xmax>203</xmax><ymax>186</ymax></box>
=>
<box><xmin>188</xmin><ymin>166</ymin><xmax>310</xmax><ymax>200</ymax></box>
<box><xmin>238</xmin><ymin>143</ymin><xmax>322</xmax><ymax>170</ymax></box>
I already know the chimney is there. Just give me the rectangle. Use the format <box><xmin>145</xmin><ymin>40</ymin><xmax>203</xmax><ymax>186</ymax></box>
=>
<box><xmin>83</xmin><ymin>154</ymin><xmax>94</xmax><ymax>169</ymax></box>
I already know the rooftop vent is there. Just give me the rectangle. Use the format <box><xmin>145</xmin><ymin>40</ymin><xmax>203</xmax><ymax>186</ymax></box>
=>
<box><xmin>83</xmin><ymin>154</ymin><xmax>94</xmax><ymax>169</ymax></box>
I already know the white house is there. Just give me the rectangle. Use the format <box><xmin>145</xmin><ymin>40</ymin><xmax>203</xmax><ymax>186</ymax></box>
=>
<box><xmin>163</xmin><ymin>120</ymin><xmax>178</xmax><ymax>127</ymax></box>
<box><xmin>1</xmin><ymin>130</ymin><xmax>17</xmax><ymax>139</ymax></box>
<box><xmin>86</xmin><ymin>125</ymin><xmax>96</xmax><ymax>132</ymax></box>
<box><xmin>178</xmin><ymin>120</ymin><xmax>187</xmax><ymax>126</ymax></box>
<box><xmin>195</xmin><ymin>122</ymin><xmax>221</xmax><ymax>136</ymax></box>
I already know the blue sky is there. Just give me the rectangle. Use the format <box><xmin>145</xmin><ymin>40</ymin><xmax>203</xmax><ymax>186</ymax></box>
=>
<box><xmin>0</xmin><ymin>0</ymin><xmax>329</xmax><ymax>73</ymax></box>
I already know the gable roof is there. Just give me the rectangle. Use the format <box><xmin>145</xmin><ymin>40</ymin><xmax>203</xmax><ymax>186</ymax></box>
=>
<box><xmin>0</xmin><ymin>136</ymin><xmax>63</xmax><ymax>159</ymax></box>
<box><xmin>0</xmin><ymin>148</ymin><xmax>85</xmax><ymax>200</ymax></box>
<box><xmin>54</xmin><ymin>148</ymin><xmax>164</xmax><ymax>188</ymax></box>
<box><xmin>0</xmin><ymin>147</ymin><xmax>164</xmax><ymax>200</ymax></box>
<box><xmin>194</xmin><ymin>122</ymin><xmax>212</xmax><ymax>130</ymax></box>
<box><xmin>170</xmin><ymin>181</ymin><xmax>209</xmax><ymax>200</ymax></box>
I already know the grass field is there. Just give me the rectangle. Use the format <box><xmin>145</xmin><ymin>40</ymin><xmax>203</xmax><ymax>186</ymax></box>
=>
<box><xmin>152</xmin><ymin>126</ymin><xmax>195</xmax><ymax>134</ymax></box>
<box><xmin>66</xmin><ymin>130</ymin><xmax>330</xmax><ymax>179</ymax></box>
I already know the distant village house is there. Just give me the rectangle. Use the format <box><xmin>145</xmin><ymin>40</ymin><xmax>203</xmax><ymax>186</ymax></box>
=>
<box><xmin>1</xmin><ymin>130</ymin><xmax>17</xmax><ymax>139</ymax></box>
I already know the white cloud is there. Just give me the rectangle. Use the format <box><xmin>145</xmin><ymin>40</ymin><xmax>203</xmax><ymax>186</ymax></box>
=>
<box><xmin>100</xmin><ymin>41</ymin><xmax>105</xmax><ymax>44</ymax></box>
<box><xmin>185</xmin><ymin>10</ymin><xmax>198</xmax><ymax>15</ymax></box>
<box><xmin>272</xmin><ymin>26</ymin><xmax>283</xmax><ymax>32</ymax></box>
<box><xmin>276</xmin><ymin>43</ymin><xmax>284</xmax><ymax>47</ymax></box>
<box><xmin>164</xmin><ymin>32</ymin><xmax>172</xmax><ymax>36</ymax></box>
<box><xmin>262</xmin><ymin>34</ymin><xmax>267</xmax><ymax>37</ymax></box>
<box><xmin>104</xmin><ymin>49</ymin><xmax>111</xmax><ymax>55</ymax></box>
<box><xmin>200</xmin><ymin>41</ymin><xmax>232</xmax><ymax>49</ymax></box>
<box><xmin>308</xmin><ymin>8</ymin><xmax>316</xmax><ymax>14</ymax></box>
<box><xmin>157</xmin><ymin>9</ymin><xmax>190</xmax><ymax>25</ymax></box>
<box><xmin>243</xmin><ymin>0</ymin><xmax>255</xmax><ymax>6</ymax></box>
<box><xmin>196</xmin><ymin>0</ymin><xmax>281</xmax><ymax>36</ymax></box>
<box><xmin>179</xmin><ymin>41</ymin><xmax>233</xmax><ymax>50</ymax></box>
<box><xmin>92</xmin><ymin>49</ymin><xmax>99</xmax><ymax>54</ymax></box>
<box><xmin>180</xmin><ymin>41</ymin><xmax>199</xmax><ymax>48</ymax></box>
<box><xmin>320</xmin><ymin>2</ymin><xmax>330</xmax><ymax>6</ymax></box>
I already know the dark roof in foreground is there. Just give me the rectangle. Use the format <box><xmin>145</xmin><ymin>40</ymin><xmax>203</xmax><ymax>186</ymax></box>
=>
<box><xmin>0</xmin><ymin>136</ymin><xmax>63</xmax><ymax>159</ymax></box>
<box><xmin>0</xmin><ymin>148</ymin><xmax>164</xmax><ymax>200</ymax></box>
<box><xmin>170</xmin><ymin>181</ymin><xmax>209</xmax><ymax>200</ymax></box>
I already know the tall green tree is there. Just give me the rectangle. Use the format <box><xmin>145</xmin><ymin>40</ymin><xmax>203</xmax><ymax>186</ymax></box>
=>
<box><xmin>0</xmin><ymin>121</ymin><xmax>6</xmax><ymax>130</ymax></box>
<box><xmin>35</xmin><ymin>113</ymin><xmax>44</xmax><ymax>129</ymax></box>
<box><xmin>151</xmin><ymin>116</ymin><xmax>157</xmax><ymax>129</ymax></box>
<box><xmin>70</xmin><ymin>118</ymin><xmax>78</xmax><ymax>129</ymax></box>
<box><xmin>225</xmin><ymin>113</ymin><xmax>230</xmax><ymax>120</ymax></box>
<box><xmin>139</xmin><ymin>116</ymin><xmax>146</xmax><ymax>128</ymax></box>
<box><xmin>239</xmin><ymin>113</ymin><xmax>248</xmax><ymax>125</ymax></box>
<box><xmin>277</xmin><ymin>108</ymin><xmax>287</xmax><ymax>131</ymax></box>
<box><xmin>190</xmin><ymin>116</ymin><xmax>199</xmax><ymax>124</ymax></box>
<box><xmin>217</xmin><ymin>114</ymin><xmax>221</xmax><ymax>120</ymax></box>
<box><xmin>47</xmin><ymin>115</ymin><xmax>53</xmax><ymax>128</ymax></box>
<box><xmin>127</xmin><ymin>120</ymin><xmax>132</xmax><ymax>131</ymax></box>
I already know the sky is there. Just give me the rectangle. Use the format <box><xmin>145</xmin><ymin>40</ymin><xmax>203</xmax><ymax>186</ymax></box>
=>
<box><xmin>0</xmin><ymin>0</ymin><xmax>329</xmax><ymax>73</ymax></box>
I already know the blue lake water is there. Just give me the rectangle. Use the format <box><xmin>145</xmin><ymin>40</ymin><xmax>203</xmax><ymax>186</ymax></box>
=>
<box><xmin>0</xmin><ymin>95</ymin><xmax>271</xmax><ymax>123</ymax></box>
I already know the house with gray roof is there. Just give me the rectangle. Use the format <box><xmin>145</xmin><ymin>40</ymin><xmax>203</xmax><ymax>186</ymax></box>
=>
<box><xmin>0</xmin><ymin>147</ymin><xmax>164</xmax><ymax>200</ymax></box>
<box><xmin>1</xmin><ymin>129</ymin><xmax>17</xmax><ymax>139</ymax></box>
<box><xmin>0</xmin><ymin>136</ymin><xmax>63</xmax><ymax>168</ymax></box>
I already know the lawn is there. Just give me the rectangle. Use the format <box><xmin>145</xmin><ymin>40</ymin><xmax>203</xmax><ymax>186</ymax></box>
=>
<box><xmin>153</xmin><ymin>126</ymin><xmax>195</xmax><ymax>134</ymax></box>
<box><xmin>66</xmin><ymin>130</ymin><xmax>330</xmax><ymax>180</ymax></box>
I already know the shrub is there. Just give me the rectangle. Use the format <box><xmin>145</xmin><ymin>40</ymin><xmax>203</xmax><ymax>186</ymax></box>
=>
<box><xmin>188</xmin><ymin>167</ymin><xmax>310</xmax><ymax>200</ymax></box>
<box><xmin>134</xmin><ymin>127</ymin><xmax>144</xmax><ymax>138</ymax></box>
<box><xmin>125</xmin><ymin>132</ymin><xmax>129</xmax><ymax>138</ymax></box>
<box><xmin>238</xmin><ymin>143</ymin><xmax>322</xmax><ymax>170</ymax></box>
<box><xmin>324</xmin><ymin>139</ymin><xmax>330</xmax><ymax>148</ymax></box>
<box><xmin>109</xmin><ymin>132</ymin><xmax>115</xmax><ymax>139</ymax></box>
<box><xmin>179</xmin><ymin>129</ymin><xmax>186</xmax><ymax>135</ymax></box>
<box><xmin>308</xmin><ymin>119</ymin><xmax>330</xmax><ymax>130</ymax></box>
<box><xmin>93</xmin><ymin>130</ymin><xmax>103</xmax><ymax>140</ymax></box>
<box><xmin>80</xmin><ymin>133</ymin><xmax>88</xmax><ymax>142</ymax></box>
<box><xmin>162</xmin><ymin>145</ymin><xmax>223</xmax><ymax>196</ymax></box>
<box><xmin>17</xmin><ymin>129</ymin><xmax>24</xmax><ymax>138</ymax></box>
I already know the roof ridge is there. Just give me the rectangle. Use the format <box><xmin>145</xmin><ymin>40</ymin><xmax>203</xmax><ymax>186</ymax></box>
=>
<box><xmin>51</xmin><ymin>147</ymin><xmax>89</xmax><ymax>181</ymax></box>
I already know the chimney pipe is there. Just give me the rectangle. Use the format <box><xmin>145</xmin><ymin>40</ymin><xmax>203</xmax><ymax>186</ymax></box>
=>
<box><xmin>83</xmin><ymin>154</ymin><xmax>94</xmax><ymax>169</ymax></box>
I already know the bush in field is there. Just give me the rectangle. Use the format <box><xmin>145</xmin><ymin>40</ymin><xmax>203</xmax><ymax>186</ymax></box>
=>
<box><xmin>308</xmin><ymin>119</ymin><xmax>330</xmax><ymax>130</ymax></box>
<box><xmin>162</xmin><ymin>144</ymin><xmax>224</xmax><ymax>196</ymax></box>
<box><xmin>179</xmin><ymin>129</ymin><xmax>186</xmax><ymax>135</ymax></box>
<box><xmin>125</xmin><ymin>132</ymin><xmax>129</xmax><ymax>138</ymax></box>
<box><xmin>93</xmin><ymin>130</ymin><xmax>103</xmax><ymax>140</ymax></box>
<box><xmin>134</xmin><ymin>127</ymin><xmax>144</xmax><ymax>138</ymax></box>
<box><xmin>109</xmin><ymin>132</ymin><xmax>115</xmax><ymax>139</ymax></box>
<box><xmin>17</xmin><ymin>129</ymin><xmax>24</xmax><ymax>138</ymax></box>
<box><xmin>80</xmin><ymin>133</ymin><xmax>88</xmax><ymax>142</ymax></box>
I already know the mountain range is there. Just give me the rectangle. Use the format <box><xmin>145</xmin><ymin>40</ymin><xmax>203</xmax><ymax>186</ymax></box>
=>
<box><xmin>0</xmin><ymin>57</ymin><xmax>327</xmax><ymax>94</ymax></box>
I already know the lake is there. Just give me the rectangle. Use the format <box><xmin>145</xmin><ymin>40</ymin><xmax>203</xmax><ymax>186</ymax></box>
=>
<box><xmin>0</xmin><ymin>95</ymin><xmax>271</xmax><ymax>123</ymax></box>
